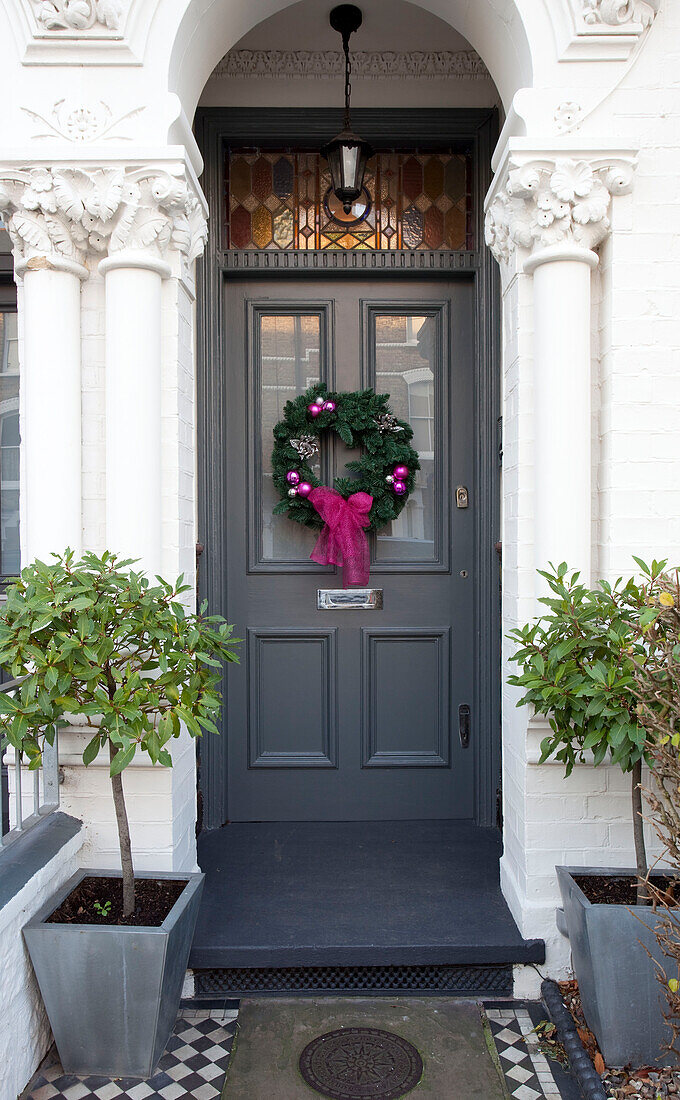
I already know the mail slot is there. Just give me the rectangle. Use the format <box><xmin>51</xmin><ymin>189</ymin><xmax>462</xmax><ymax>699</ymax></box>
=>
<box><xmin>317</xmin><ymin>589</ymin><xmax>384</xmax><ymax>610</ymax></box>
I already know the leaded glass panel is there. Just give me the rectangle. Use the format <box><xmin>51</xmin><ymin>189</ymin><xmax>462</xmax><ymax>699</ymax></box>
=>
<box><xmin>225</xmin><ymin>151</ymin><xmax>472</xmax><ymax>251</ymax></box>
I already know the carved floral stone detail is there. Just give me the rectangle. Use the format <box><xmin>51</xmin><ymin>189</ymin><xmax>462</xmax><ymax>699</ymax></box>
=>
<box><xmin>33</xmin><ymin>0</ymin><xmax>123</xmax><ymax>31</ymax></box>
<box><xmin>211</xmin><ymin>49</ymin><xmax>490</xmax><ymax>82</ymax></box>
<box><xmin>22</xmin><ymin>100</ymin><xmax>144</xmax><ymax>143</ymax></box>
<box><xmin>484</xmin><ymin>158</ymin><xmax>635</xmax><ymax>265</ymax></box>
<box><xmin>582</xmin><ymin>0</ymin><xmax>658</xmax><ymax>26</ymax></box>
<box><xmin>0</xmin><ymin>167</ymin><xmax>207</xmax><ymax>269</ymax></box>
<box><xmin>554</xmin><ymin>102</ymin><xmax>583</xmax><ymax>133</ymax></box>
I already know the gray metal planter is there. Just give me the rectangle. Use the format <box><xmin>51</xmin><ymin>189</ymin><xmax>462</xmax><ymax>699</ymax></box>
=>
<box><xmin>557</xmin><ymin>865</ymin><xmax>678</xmax><ymax>1069</ymax></box>
<box><xmin>23</xmin><ymin>868</ymin><xmax>204</xmax><ymax>1078</ymax></box>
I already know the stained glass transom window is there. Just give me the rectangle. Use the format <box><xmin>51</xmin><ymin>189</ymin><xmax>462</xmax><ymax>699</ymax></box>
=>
<box><xmin>224</xmin><ymin>151</ymin><xmax>473</xmax><ymax>251</ymax></box>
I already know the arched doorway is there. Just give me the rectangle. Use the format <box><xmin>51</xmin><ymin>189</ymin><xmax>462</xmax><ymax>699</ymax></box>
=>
<box><xmin>187</xmin><ymin>0</ymin><xmax>542</xmax><ymax>993</ymax></box>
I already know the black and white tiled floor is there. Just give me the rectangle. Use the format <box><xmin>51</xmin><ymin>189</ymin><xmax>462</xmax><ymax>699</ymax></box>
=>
<box><xmin>23</xmin><ymin>1006</ymin><xmax>239</xmax><ymax>1100</ymax></box>
<box><xmin>24</xmin><ymin>998</ymin><xmax>577</xmax><ymax>1100</ymax></box>
<box><xmin>485</xmin><ymin>1005</ymin><xmax>563</xmax><ymax>1099</ymax></box>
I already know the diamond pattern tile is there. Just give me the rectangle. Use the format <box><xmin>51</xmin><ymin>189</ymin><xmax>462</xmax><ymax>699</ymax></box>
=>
<box><xmin>21</xmin><ymin>1010</ymin><xmax>238</xmax><ymax>1100</ymax></box>
<box><xmin>485</xmin><ymin>1008</ymin><xmax>563</xmax><ymax>1099</ymax></box>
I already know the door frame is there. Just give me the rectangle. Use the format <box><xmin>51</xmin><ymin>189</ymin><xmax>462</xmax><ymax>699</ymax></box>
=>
<box><xmin>195</xmin><ymin>107</ymin><xmax>501</xmax><ymax>830</ymax></box>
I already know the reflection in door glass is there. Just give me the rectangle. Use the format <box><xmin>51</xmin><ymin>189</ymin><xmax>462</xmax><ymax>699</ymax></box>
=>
<box><xmin>259</xmin><ymin>313</ymin><xmax>322</xmax><ymax>561</ymax></box>
<box><xmin>373</xmin><ymin>314</ymin><xmax>437</xmax><ymax>563</ymax></box>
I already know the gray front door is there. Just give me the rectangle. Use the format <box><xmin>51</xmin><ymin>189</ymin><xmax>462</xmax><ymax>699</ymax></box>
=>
<box><xmin>225</xmin><ymin>278</ymin><xmax>476</xmax><ymax>821</ymax></box>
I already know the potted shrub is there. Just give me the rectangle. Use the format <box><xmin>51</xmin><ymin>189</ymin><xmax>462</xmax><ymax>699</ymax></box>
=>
<box><xmin>508</xmin><ymin>560</ymin><xmax>675</xmax><ymax>1068</ymax></box>
<box><xmin>634</xmin><ymin>567</ymin><xmax>680</xmax><ymax>1058</ymax></box>
<box><xmin>0</xmin><ymin>550</ymin><xmax>239</xmax><ymax>1078</ymax></box>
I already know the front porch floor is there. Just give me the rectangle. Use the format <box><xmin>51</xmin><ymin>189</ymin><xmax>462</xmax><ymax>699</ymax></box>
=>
<box><xmin>190</xmin><ymin>821</ymin><xmax>543</xmax><ymax>973</ymax></box>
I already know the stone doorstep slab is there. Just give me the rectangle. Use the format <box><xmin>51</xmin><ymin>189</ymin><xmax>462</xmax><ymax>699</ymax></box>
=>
<box><xmin>222</xmin><ymin>996</ymin><xmax>510</xmax><ymax>1098</ymax></box>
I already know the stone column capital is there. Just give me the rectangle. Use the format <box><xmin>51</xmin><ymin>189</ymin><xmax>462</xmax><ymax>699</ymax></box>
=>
<box><xmin>0</xmin><ymin>161</ymin><xmax>208</xmax><ymax>278</ymax></box>
<box><xmin>484</xmin><ymin>150</ymin><xmax>636</xmax><ymax>267</ymax></box>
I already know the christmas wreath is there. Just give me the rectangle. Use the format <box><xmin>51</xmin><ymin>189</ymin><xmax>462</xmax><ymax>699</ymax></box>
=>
<box><xmin>272</xmin><ymin>384</ymin><xmax>420</xmax><ymax>585</ymax></box>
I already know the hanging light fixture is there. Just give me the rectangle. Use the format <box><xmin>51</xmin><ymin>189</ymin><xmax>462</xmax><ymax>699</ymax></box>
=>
<box><xmin>321</xmin><ymin>5</ymin><xmax>374</xmax><ymax>216</ymax></box>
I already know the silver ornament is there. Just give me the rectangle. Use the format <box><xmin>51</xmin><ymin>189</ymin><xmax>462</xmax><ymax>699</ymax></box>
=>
<box><xmin>288</xmin><ymin>487</ymin><xmax>298</xmax><ymax>497</ymax></box>
<box><xmin>291</xmin><ymin>434</ymin><xmax>319</xmax><ymax>460</ymax></box>
<box><xmin>374</xmin><ymin>413</ymin><xmax>404</xmax><ymax>434</ymax></box>
<box><xmin>385</xmin><ymin>474</ymin><xmax>395</xmax><ymax>484</ymax></box>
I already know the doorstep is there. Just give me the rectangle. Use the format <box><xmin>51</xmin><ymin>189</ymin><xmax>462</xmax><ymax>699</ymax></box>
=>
<box><xmin>190</xmin><ymin>821</ymin><xmax>544</xmax><ymax>981</ymax></box>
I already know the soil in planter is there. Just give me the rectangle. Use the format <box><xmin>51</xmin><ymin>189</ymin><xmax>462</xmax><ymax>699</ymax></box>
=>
<box><xmin>47</xmin><ymin>877</ymin><xmax>188</xmax><ymax>927</ymax></box>
<box><xmin>575</xmin><ymin>874</ymin><xmax>680</xmax><ymax>906</ymax></box>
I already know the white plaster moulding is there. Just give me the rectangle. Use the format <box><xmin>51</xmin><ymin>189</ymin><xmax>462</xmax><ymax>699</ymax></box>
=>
<box><xmin>7</xmin><ymin>0</ymin><xmax>157</xmax><ymax>65</ymax></box>
<box><xmin>0</xmin><ymin>147</ymin><xmax>206</xmax><ymax>204</ymax></box>
<box><xmin>0</xmin><ymin>151</ymin><xmax>208</xmax><ymax>276</ymax></box>
<box><xmin>552</xmin><ymin>0</ymin><xmax>660</xmax><ymax>61</ymax></box>
<box><xmin>483</xmin><ymin>143</ymin><xmax>637</xmax><ymax>267</ymax></box>
<box><xmin>524</xmin><ymin>242</ymin><xmax>600</xmax><ymax>273</ymax></box>
<box><xmin>209</xmin><ymin>48</ymin><xmax>491</xmax><ymax>82</ymax></box>
<box><xmin>15</xmin><ymin>253</ymin><xmax>88</xmax><ymax>278</ymax></box>
<box><xmin>485</xmin><ymin>143</ymin><xmax>638</xmax><ymax>211</ymax></box>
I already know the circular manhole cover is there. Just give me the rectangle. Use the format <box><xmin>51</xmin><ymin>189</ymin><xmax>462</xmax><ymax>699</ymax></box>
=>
<box><xmin>299</xmin><ymin>1026</ymin><xmax>423</xmax><ymax>1100</ymax></box>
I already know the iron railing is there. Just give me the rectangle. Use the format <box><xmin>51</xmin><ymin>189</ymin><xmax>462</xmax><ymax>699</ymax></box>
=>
<box><xmin>0</xmin><ymin>676</ymin><xmax>60</xmax><ymax>847</ymax></box>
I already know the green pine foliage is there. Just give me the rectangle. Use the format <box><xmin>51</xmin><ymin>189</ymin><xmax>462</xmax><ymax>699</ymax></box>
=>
<box><xmin>271</xmin><ymin>384</ymin><xmax>421</xmax><ymax>532</ymax></box>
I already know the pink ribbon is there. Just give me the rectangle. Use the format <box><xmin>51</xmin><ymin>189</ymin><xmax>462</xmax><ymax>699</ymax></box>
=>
<box><xmin>308</xmin><ymin>487</ymin><xmax>373</xmax><ymax>587</ymax></box>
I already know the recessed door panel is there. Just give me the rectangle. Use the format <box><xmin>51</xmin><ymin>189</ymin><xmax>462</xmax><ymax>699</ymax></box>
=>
<box><xmin>225</xmin><ymin>278</ymin><xmax>475</xmax><ymax>821</ymax></box>
<box><xmin>362</xmin><ymin>630</ymin><xmax>450</xmax><ymax>767</ymax></box>
<box><xmin>248</xmin><ymin>630</ymin><xmax>337</xmax><ymax>768</ymax></box>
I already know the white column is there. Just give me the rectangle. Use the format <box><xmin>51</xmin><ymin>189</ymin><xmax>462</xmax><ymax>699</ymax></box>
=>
<box><xmin>525</xmin><ymin>244</ymin><xmax>599</xmax><ymax>586</ymax></box>
<box><xmin>18</xmin><ymin>257</ymin><xmax>87</xmax><ymax>563</ymax></box>
<box><xmin>99</xmin><ymin>252</ymin><xmax>170</xmax><ymax>577</ymax></box>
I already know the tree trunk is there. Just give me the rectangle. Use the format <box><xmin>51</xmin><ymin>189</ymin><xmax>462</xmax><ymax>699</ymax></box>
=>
<box><xmin>633</xmin><ymin>757</ymin><xmax>650</xmax><ymax>905</ymax></box>
<box><xmin>110</xmin><ymin>742</ymin><xmax>135</xmax><ymax>917</ymax></box>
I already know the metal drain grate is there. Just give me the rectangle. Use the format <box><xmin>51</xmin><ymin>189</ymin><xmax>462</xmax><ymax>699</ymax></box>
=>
<box><xmin>194</xmin><ymin>964</ymin><xmax>513</xmax><ymax>998</ymax></box>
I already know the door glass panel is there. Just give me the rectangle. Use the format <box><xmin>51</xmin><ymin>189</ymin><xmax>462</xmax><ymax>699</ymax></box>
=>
<box><xmin>372</xmin><ymin>313</ymin><xmax>439</xmax><ymax>564</ymax></box>
<box><xmin>259</xmin><ymin>312</ymin><xmax>323</xmax><ymax>562</ymax></box>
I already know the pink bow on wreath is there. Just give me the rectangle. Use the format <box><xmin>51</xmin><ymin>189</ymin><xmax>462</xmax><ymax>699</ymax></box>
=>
<box><xmin>308</xmin><ymin>487</ymin><xmax>373</xmax><ymax>588</ymax></box>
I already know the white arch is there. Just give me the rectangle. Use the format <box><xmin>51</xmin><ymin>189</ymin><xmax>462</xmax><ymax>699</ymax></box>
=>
<box><xmin>163</xmin><ymin>0</ymin><xmax>537</xmax><ymax>130</ymax></box>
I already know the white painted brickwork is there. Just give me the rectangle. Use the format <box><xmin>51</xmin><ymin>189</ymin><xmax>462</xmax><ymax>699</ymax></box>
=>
<box><xmin>499</xmin><ymin>0</ymin><xmax>680</xmax><ymax>992</ymax></box>
<box><xmin>0</xmin><ymin>827</ymin><xmax>83</xmax><ymax>1100</ymax></box>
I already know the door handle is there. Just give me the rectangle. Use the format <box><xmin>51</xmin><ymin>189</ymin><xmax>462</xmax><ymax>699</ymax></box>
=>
<box><xmin>459</xmin><ymin>704</ymin><xmax>471</xmax><ymax>749</ymax></box>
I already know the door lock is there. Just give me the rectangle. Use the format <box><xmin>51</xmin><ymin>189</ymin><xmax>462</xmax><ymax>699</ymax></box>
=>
<box><xmin>456</xmin><ymin>486</ymin><xmax>469</xmax><ymax>509</ymax></box>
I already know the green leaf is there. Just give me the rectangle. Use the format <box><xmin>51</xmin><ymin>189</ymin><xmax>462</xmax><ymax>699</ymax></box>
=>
<box><xmin>82</xmin><ymin>732</ymin><xmax>101</xmax><ymax>766</ymax></box>
<box><xmin>109</xmin><ymin>743</ymin><xmax>136</xmax><ymax>776</ymax></box>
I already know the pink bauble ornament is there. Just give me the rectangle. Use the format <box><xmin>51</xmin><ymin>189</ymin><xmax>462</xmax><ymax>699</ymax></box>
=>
<box><xmin>393</xmin><ymin>465</ymin><xmax>409</xmax><ymax>480</ymax></box>
<box><xmin>393</xmin><ymin>480</ymin><xmax>407</xmax><ymax>496</ymax></box>
<box><xmin>297</xmin><ymin>481</ymin><xmax>313</xmax><ymax>498</ymax></box>
<box><xmin>307</xmin><ymin>403</ymin><xmax>321</xmax><ymax>418</ymax></box>
<box><xmin>286</xmin><ymin>470</ymin><xmax>300</xmax><ymax>486</ymax></box>
<box><xmin>323</xmin><ymin>400</ymin><xmax>336</xmax><ymax>413</ymax></box>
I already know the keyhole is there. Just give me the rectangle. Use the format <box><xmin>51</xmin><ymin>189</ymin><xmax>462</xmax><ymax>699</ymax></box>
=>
<box><xmin>460</xmin><ymin>569</ymin><xmax>468</xmax><ymax>578</ymax></box>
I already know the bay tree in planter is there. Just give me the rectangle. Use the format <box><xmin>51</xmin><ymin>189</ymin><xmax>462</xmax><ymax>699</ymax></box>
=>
<box><xmin>0</xmin><ymin>550</ymin><xmax>239</xmax><ymax>1078</ymax></box>
<box><xmin>508</xmin><ymin>560</ymin><xmax>674</xmax><ymax>1068</ymax></box>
